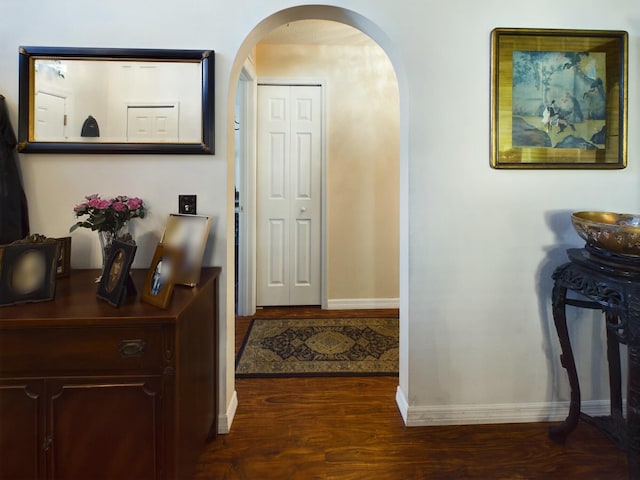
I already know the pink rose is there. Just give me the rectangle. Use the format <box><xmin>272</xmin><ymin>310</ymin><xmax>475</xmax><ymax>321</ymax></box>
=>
<box><xmin>87</xmin><ymin>198</ymin><xmax>100</xmax><ymax>208</ymax></box>
<box><xmin>96</xmin><ymin>199</ymin><xmax>112</xmax><ymax>210</ymax></box>
<box><xmin>74</xmin><ymin>202</ymin><xmax>88</xmax><ymax>213</ymax></box>
<box><xmin>85</xmin><ymin>194</ymin><xmax>99</xmax><ymax>201</ymax></box>
<box><xmin>127</xmin><ymin>197</ymin><xmax>142</xmax><ymax>210</ymax></box>
<box><xmin>112</xmin><ymin>202</ymin><xmax>126</xmax><ymax>212</ymax></box>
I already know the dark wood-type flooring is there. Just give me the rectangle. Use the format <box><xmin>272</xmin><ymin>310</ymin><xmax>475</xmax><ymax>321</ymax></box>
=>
<box><xmin>195</xmin><ymin>307</ymin><xmax>627</xmax><ymax>479</ymax></box>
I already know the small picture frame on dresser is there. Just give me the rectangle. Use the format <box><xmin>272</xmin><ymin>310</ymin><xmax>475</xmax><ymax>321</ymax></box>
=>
<box><xmin>141</xmin><ymin>243</ymin><xmax>182</xmax><ymax>309</ymax></box>
<box><xmin>55</xmin><ymin>236</ymin><xmax>71</xmax><ymax>277</ymax></box>
<box><xmin>0</xmin><ymin>234</ymin><xmax>60</xmax><ymax>306</ymax></box>
<box><xmin>96</xmin><ymin>240</ymin><xmax>137</xmax><ymax>308</ymax></box>
<box><xmin>161</xmin><ymin>213</ymin><xmax>212</xmax><ymax>286</ymax></box>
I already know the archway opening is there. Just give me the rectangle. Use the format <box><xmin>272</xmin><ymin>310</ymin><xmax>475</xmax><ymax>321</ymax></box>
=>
<box><xmin>223</xmin><ymin>4</ymin><xmax>410</xmax><ymax>431</ymax></box>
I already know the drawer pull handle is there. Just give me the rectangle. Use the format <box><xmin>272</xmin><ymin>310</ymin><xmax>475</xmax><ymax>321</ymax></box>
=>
<box><xmin>119</xmin><ymin>339</ymin><xmax>146</xmax><ymax>358</ymax></box>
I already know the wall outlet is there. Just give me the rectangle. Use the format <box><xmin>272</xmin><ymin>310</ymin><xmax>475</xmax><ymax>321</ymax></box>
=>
<box><xmin>178</xmin><ymin>195</ymin><xmax>197</xmax><ymax>215</ymax></box>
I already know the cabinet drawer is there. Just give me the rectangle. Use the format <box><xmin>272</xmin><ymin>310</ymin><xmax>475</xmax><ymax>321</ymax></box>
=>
<box><xmin>0</xmin><ymin>326</ymin><xmax>166</xmax><ymax>376</ymax></box>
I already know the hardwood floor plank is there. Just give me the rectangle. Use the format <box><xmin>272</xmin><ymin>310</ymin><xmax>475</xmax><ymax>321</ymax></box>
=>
<box><xmin>211</xmin><ymin>309</ymin><xmax>626</xmax><ymax>479</ymax></box>
<box><xmin>196</xmin><ymin>376</ymin><xmax>626</xmax><ymax>479</ymax></box>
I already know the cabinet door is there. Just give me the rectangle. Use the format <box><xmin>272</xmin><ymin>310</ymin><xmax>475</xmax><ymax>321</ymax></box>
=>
<box><xmin>0</xmin><ymin>381</ymin><xmax>45</xmax><ymax>480</ymax></box>
<box><xmin>47</xmin><ymin>377</ymin><xmax>162</xmax><ymax>480</ymax></box>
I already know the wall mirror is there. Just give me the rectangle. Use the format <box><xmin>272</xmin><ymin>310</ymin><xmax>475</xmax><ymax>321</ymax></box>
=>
<box><xmin>18</xmin><ymin>46</ymin><xmax>214</xmax><ymax>154</ymax></box>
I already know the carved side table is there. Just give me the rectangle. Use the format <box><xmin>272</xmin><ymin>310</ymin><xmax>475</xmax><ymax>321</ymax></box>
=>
<box><xmin>550</xmin><ymin>247</ymin><xmax>640</xmax><ymax>478</ymax></box>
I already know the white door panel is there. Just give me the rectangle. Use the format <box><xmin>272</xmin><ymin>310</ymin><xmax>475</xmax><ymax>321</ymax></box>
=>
<box><xmin>34</xmin><ymin>92</ymin><xmax>66</xmax><ymax>140</ymax></box>
<box><xmin>294</xmin><ymin>219</ymin><xmax>312</xmax><ymax>285</ymax></box>
<box><xmin>126</xmin><ymin>105</ymin><xmax>179</xmax><ymax>142</ymax></box>
<box><xmin>257</xmin><ymin>85</ymin><xmax>321</xmax><ymax>306</ymax></box>
<box><xmin>267</xmin><ymin>219</ymin><xmax>287</xmax><ymax>287</ymax></box>
<box><xmin>295</xmin><ymin>133</ymin><xmax>312</xmax><ymax>198</ymax></box>
<box><xmin>269</xmin><ymin>132</ymin><xmax>287</xmax><ymax>199</ymax></box>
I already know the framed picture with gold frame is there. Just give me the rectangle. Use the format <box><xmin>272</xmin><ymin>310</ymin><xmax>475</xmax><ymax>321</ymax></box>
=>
<box><xmin>141</xmin><ymin>243</ymin><xmax>182</xmax><ymax>309</ymax></box>
<box><xmin>490</xmin><ymin>28</ymin><xmax>628</xmax><ymax>169</ymax></box>
<box><xmin>160</xmin><ymin>213</ymin><xmax>211</xmax><ymax>286</ymax></box>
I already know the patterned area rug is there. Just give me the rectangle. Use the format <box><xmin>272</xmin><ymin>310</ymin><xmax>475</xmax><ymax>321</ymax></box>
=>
<box><xmin>236</xmin><ymin>318</ymin><xmax>399</xmax><ymax>377</ymax></box>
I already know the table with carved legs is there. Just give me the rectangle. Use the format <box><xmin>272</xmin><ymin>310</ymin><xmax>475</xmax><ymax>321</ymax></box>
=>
<box><xmin>550</xmin><ymin>247</ymin><xmax>640</xmax><ymax>478</ymax></box>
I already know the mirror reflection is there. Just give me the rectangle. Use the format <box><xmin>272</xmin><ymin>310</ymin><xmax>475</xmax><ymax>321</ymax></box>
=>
<box><xmin>19</xmin><ymin>47</ymin><xmax>214</xmax><ymax>154</ymax></box>
<box><xmin>33</xmin><ymin>59</ymin><xmax>202</xmax><ymax>143</ymax></box>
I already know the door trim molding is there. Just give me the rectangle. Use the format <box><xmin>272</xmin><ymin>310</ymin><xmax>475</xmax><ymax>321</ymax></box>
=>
<box><xmin>255</xmin><ymin>77</ymin><xmax>327</xmax><ymax>309</ymax></box>
<box><xmin>236</xmin><ymin>61</ymin><xmax>257</xmax><ymax>316</ymax></box>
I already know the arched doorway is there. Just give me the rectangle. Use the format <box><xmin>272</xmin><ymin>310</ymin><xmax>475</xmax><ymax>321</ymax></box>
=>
<box><xmin>222</xmin><ymin>5</ymin><xmax>409</xmax><ymax>432</ymax></box>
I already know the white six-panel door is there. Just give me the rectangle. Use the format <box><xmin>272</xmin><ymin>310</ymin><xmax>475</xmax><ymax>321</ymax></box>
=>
<box><xmin>257</xmin><ymin>85</ymin><xmax>322</xmax><ymax>306</ymax></box>
<box><xmin>34</xmin><ymin>91</ymin><xmax>66</xmax><ymax>140</ymax></box>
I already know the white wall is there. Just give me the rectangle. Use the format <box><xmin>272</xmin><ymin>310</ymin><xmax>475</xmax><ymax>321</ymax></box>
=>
<box><xmin>35</xmin><ymin>60</ymin><xmax>110</xmax><ymax>141</ymax></box>
<box><xmin>104</xmin><ymin>61</ymin><xmax>201</xmax><ymax>142</ymax></box>
<box><xmin>0</xmin><ymin>0</ymin><xmax>638</xmax><ymax>431</ymax></box>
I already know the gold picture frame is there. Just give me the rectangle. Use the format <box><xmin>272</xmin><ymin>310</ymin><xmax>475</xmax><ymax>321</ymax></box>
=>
<box><xmin>141</xmin><ymin>243</ymin><xmax>182</xmax><ymax>309</ymax></box>
<box><xmin>160</xmin><ymin>214</ymin><xmax>212</xmax><ymax>286</ymax></box>
<box><xmin>490</xmin><ymin>28</ymin><xmax>628</xmax><ymax>169</ymax></box>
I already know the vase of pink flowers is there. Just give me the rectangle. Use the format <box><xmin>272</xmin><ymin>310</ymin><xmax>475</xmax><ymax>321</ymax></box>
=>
<box><xmin>71</xmin><ymin>194</ymin><xmax>146</xmax><ymax>276</ymax></box>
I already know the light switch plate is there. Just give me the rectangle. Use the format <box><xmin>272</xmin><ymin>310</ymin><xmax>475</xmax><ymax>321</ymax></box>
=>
<box><xmin>178</xmin><ymin>195</ymin><xmax>197</xmax><ymax>215</ymax></box>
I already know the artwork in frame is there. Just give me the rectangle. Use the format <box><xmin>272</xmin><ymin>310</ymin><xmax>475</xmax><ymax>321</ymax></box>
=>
<box><xmin>55</xmin><ymin>236</ymin><xmax>71</xmax><ymax>277</ymax></box>
<box><xmin>160</xmin><ymin>213</ymin><xmax>212</xmax><ymax>286</ymax></box>
<box><xmin>490</xmin><ymin>28</ymin><xmax>628</xmax><ymax>169</ymax></box>
<box><xmin>141</xmin><ymin>243</ymin><xmax>182</xmax><ymax>309</ymax></box>
<box><xmin>96</xmin><ymin>239</ymin><xmax>137</xmax><ymax>308</ymax></box>
<box><xmin>0</xmin><ymin>234</ymin><xmax>60</xmax><ymax>306</ymax></box>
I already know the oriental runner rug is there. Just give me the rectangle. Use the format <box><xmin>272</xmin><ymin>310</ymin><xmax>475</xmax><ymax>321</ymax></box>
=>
<box><xmin>236</xmin><ymin>317</ymin><xmax>399</xmax><ymax>377</ymax></box>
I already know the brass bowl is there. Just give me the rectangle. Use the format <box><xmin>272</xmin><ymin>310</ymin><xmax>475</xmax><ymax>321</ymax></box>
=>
<box><xmin>571</xmin><ymin>211</ymin><xmax>640</xmax><ymax>256</ymax></box>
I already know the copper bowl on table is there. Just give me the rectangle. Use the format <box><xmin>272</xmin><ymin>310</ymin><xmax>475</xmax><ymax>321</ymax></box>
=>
<box><xmin>571</xmin><ymin>211</ymin><xmax>640</xmax><ymax>256</ymax></box>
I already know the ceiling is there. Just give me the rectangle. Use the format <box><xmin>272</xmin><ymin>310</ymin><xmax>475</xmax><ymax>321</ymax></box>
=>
<box><xmin>258</xmin><ymin>20</ymin><xmax>376</xmax><ymax>46</ymax></box>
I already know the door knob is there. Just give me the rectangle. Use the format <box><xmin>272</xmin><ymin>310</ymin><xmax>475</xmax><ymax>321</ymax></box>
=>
<box><xmin>300</xmin><ymin>207</ymin><xmax>307</xmax><ymax>213</ymax></box>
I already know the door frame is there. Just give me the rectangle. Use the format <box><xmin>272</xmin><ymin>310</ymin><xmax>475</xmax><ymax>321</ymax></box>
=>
<box><xmin>236</xmin><ymin>60</ymin><xmax>258</xmax><ymax>316</ymax></box>
<box><xmin>238</xmin><ymin>77</ymin><xmax>327</xmax><ymax>314</ymax></box>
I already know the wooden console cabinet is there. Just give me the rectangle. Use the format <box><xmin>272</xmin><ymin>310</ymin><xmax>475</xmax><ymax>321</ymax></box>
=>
<box><xmin>0</xmin><ymin>268</ymin><xmax>220</xmax><ymax>480</ymax></box>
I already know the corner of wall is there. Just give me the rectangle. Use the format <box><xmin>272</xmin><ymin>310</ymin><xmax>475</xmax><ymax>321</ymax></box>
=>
<box><xmin>395</xmin><ymin>385</ymin><xmax>409</xmax><ymax>425</ymax></box>
<box><xmin>217</xmin><ymin>390</ymin><xmax>238</xmax><ymax>434</ymax></box>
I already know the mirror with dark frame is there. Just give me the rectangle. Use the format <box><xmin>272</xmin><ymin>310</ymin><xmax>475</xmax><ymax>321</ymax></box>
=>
<box><xmin>18</xmin><ymin>46</ymin><xmax>214</xmax><ymax>154</ymax></box>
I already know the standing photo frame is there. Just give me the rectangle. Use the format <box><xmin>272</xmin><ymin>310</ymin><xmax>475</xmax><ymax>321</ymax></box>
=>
<box><xmin>141</xmin><ymin>243</ymin><xmax>182</xmax><ymax>309</ymax></box>
<box><xmin>490</xmin><ymin>28</ymin><xmax>628</xmax><ymax>169</ymax></box>
<box><xmin>96</xmin><ymin>240</ymin><xmax>137</xmax><ymax>307</ymax></box>
<box><xmin>161</xmin><ymin>213</ymin><xmax>211</xmax><ymax>286</ymax></box>
<box><xmin>55</xmin><ymin>236</ymin><xmax>71</xmax><ymax>278</ymax></box>
<box><xmin>0</xmin><ymin>234</ymin><xmax>60</xmax><ymax>306</ymax></box>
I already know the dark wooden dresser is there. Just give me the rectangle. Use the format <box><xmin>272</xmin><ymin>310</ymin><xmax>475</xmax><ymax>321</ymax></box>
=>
<box><xmin>0</xmin><ymin>267</ymin><xmax>220</xmax><ymax>480</ymax></box>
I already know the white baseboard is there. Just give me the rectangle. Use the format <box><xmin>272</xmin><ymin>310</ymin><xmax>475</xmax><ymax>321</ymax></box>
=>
<box><xmin>327</xmin><ymin>298</ymin><xmax>400</xmax><ymax>310</ymax></box>
<box><xmin>395</xmin><ymin>386</ymin><xmax>409</xmax><ymax>425</ymax></box>
<box><xmin>395</xmin><ymin>386</ymin><xmax>613</xmax><ymax>426</ymax></box>
<box><xmin>217</xmin><ymin>390</ymin><xmax>238</xmax><ymax>434</ymax></box>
